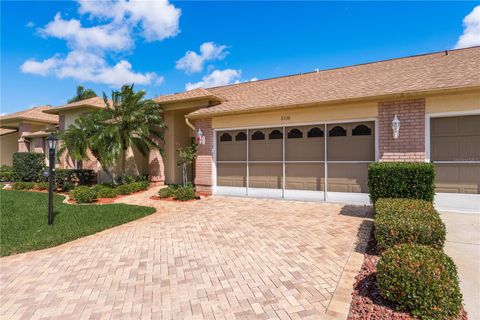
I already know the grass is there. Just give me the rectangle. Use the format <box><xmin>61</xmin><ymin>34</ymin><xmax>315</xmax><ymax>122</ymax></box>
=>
<box><xmin>0</xmin><ymin>189</ymin><xmax>156</xmax><ymax>257</ymax></box>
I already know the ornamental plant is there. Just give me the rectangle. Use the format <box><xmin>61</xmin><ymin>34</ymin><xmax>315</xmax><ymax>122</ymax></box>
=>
<box><xmin>375</xmin><ymin>198</ymin><xmax>446</xmax><ymax>251</ymax></box>
<box><xmin>377</xmin><ymin>244</ymin><xmax>462</xmax><ymax>320</ymax></box>
<box><xmin>176</xmin><ymin>143</ymin><xmax>197</xmax><ymax>187</ymax></box>
<box><xmin>70</xmin><ymin>186</ymin><xmax>97</xmax><ymax>204</ymax></box>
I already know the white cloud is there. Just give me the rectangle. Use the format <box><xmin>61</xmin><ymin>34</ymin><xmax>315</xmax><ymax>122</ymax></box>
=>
<box><xmin>40</xmin><ymin>13</ymin><xmax>132</xmax><ymax>51</ymax></box>
<box><xmin>176</xmin><ymin>42</ymin><xmax>229</xmax><ymax>73</ymax></box>
<box><xmin>21</xmin><ymin>0</ymin><xmax>180</xmax><ymax>87</ymax></box>
<box><xmin>25</xmin><ymin>21</ymin><xmax>35</xmax><ymax>28</ymax></box>
<box><xmin>250</xmin><ymin>77</ymin><xmax>258</xmax><ymax>82</ymax></box>
<box><xmin>455</xmin><ymin>6</ymin><xmax>480</xmax><ymax>49</ymax></box>
<box><xmin>186</xmin><ymin>69</ymin><xmax>241</xmax><ymax>90</ymax></box>
<box><xmin>21</xmin><ymin>50</ymin><xmax>159</xmax><ymax>87</ymax></box>
<box><xmin>77</xmin><ymin>0</ymin><xmax>181</xmax><ymax>41</ymax></box>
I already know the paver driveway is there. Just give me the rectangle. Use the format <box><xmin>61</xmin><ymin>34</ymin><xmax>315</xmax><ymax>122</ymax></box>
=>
<box><xmin>0</xmin><ymin>189</ymin><xmax>371</xmax><ymax>320</ymax></box>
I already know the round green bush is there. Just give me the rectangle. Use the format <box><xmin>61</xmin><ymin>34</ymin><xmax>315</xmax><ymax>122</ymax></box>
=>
<box><xmin>116</xmin><ymin>184</ymin><xmax>135</xmax><ymax>195</ymax></box>
<box><xmin>11</xmin><ymin>182</ymin><xmax>35</xmax><ymax>190</ymax></box>
<box><xmin>33</xmin><ymin>182</ymin><xmax>49</xmax><ymax>190</ymax></box>
<box><xmin>158</xmin><ymin>185</ymin><xmax>178</xmax><ymax>198</ymax></box>
<box><xmin>70</xmin><ymin>186</ymin><xmax>97</xmax><ymax>204</ymax></box>
<box><xmin>377</xmin><ymin>244</ymin><xmax>462</xmax><ymax>320</ymax></box>
<box><xmin>173</xmin><ymin>186</ymin><xmax>197</xmax><ymax>201</ymax></box>
<box><xmin>375</xmin><ymin>198</ymin><xmax>446</xmax><ymax>251</ymax></box>
<box><xmin>97</xmin><ymin>188</ymin><xmax>118</xmax><ymax>198</ymax></box>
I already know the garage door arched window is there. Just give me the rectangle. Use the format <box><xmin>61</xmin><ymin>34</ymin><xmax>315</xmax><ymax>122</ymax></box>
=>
<box><xmin>352</xmin><ymin>124</ymin><xmax>371</xmax><ymax>136</ymax></box>
<box><xmin>287</xmin><ymin>128</ymin><xmax>303</xmax><ymax>139</ymax></box>
<box><xmin>269</xmin><ymin>129</ymin><xmax>283</xmax><ymax>140</ymax></box>
<box><xmin>329</xmin><ymin>126</ymin><xmax>347</xmax><ymax>137</ymax></box>
<box><xmin>220</xmin><ymin>132</ymin><xmax>232</xmax><ymax>142</ymax></box>
<box><xmin>251</xmin><ymin>131</ymin><xmax>265</xmax><ymax>140</ymax></box>
<box><xmin>307</xmin><ymin>127</ymin><xmax>324</xmax><ymax>138</ymax></box>
<box><xmin>235</xmin><ymin>132</ymin><xmax>247</xmax><ymax>141</ymax></box>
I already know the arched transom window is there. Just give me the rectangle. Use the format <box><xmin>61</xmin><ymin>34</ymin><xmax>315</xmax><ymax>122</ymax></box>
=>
<box><xmin>287</xmin><ymin>128</ymin><xmax>303</xmax><ymax>139</ymax></box>
<box><xmin>269</xmin><ymin>129</ymin><xmax>283</xmax><ymax>140</ymax></box>
<box><xmin>329</xmin><ymin>126</ymin><xmax>347</xmax><ymax>137</ymax></box>
<box><xmin>220</xmin><ymin>132</ymin><xmax>232</xmax><ymax>142</ymax></box>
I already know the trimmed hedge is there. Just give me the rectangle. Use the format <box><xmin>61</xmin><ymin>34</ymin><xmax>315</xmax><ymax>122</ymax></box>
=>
<box><xmin>368</xmin><ymin>162</ymin><xmax>435</xmax><ymax>204</ymax></box>
<box><xmin>0</xmin><ymin>165</ymin><xmax>13</xmax><ymax>182</ymax></box>
<box><xmin>377</xmin><ymin>244</ymin><xmax>462</xmax><ymax>320</ymax></box>
<box><xmin>375</xmin><ymin>198</ymin><xmax>446</xmax><ymax>251</ymax></box>
<box><xmin>97</xmin><ymin>188</ymin><xmax>118</xmax><ymax>198</ymax></box>
<box><xmin>12</xmin><ymin>152</ymin><xmax>45</xmax><ymax>182</ymax></box>
<box><xmin>12</xmin><ymin>182</ymin><xmax>36</xmax><ymax>190</ymax></box>
<box><xmin>70</xmin><ymin>186</ymin><xmax>97</xmax><ymax>204</ymax></box>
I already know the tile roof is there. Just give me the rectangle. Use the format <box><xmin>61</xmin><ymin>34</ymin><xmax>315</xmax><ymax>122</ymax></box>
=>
<box><xmin>44</xmin><ymin>97</ymin><xmax>107</xmax><ymax>114</ymax></box>
<box><xmin>0</xmin><ymin>106</ymin><xmax>59</xmax><ymax>124</ymax></box>
<box><xmin>185</xmin><ymin>47</ymin><xmax>480</xmax><ymax>118</ymax></box>
<box><xmin>153</xmin><ymin>88</ymin><xmax>224</xmax><ymax>104</ymax></box>
<box><xmin>0</xmin><ymin>128</ymin><xmax>17</xmax><ymax>136</ymax></box>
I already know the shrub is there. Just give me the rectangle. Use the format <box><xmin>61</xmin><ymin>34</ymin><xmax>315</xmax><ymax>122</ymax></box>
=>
<box><xmin>33</xmin><ymin>182</ymin><xmax>49</xmax><ymax>191</ymax></box>
<box><xmin>56</xmin><ymin>169</ymin><xmax>95</xmax><ymax>191</ymax></box>
<box><xmin>130</xmin><ymin>181</ymin><xmax>150</xmax><ymax>192</ymax></box>
<box><xmin>0</xmin><ymin>165</ymin><xmax>13</xmax><ymax>182</ymax></box>
<box><xmin>116</xmin><ymin>184</ymin><xmax>135</xmax><ymax>195</ymax></box>
<box><xmin>70</xmin><ymin>186</ymin><xmax>97</xmax><ymax>204</ymax></box>
<box><xmin>12</xmin><ymin>152</ymin><xmax>45</xmax><ymax>182</ymax></box>
<box><xmin>368</xmin><ymin>162</ymin><xmax>435</xmax><ymax>204</ymax></box>
<box><xmin>11</xmin><ymin>182</ymin><xmax>35</xmax><ymax>190</ymax></box>
<box><xmin>158</xmin><ymin>185</ymin><xmax>178</xmax><ymax>198</ymax></box>
<box><xmin>97</xmin><ymin>188</ymin><xmax>118</xmax><ymax>198</ymax></box>
<box><xmin>72</xmin><ymin>169</ymin><xmax>96</xmax><ymax>185</ymax></box>
<box><xmin>377</xmin><ymin>244</ymin><xmax>462</xmax><ymax>320</ymax></box>
<box><xmin>375</xmin><ymin>198</ymin><xmax>446</xmax><ymax>251</ymax></box>
<box><xmin>173</xmin><ymin>185</ymin><xmax>197</xmax><ymax>201</ymax></box>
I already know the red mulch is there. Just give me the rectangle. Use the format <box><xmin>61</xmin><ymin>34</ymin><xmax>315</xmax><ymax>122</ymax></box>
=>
<box><xmin>347</xmin><ymin>230</ymin><xmax>468</xmax><ymax>320</ymax></box>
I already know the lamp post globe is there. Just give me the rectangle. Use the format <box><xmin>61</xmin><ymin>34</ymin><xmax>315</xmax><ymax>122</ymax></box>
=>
<box><xmin>47</xmin><ymin>134</ymin><xmax>58</xmax><ymax>225</ymax></box>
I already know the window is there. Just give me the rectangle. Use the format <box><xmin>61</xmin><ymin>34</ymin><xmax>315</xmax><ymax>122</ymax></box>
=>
<box><xmin>251</xmin><ymin>131</ymin><xmax>265</xmax><ymax>140</ymax></box>
<box><xmin>220</xmin><ymin>132</ymin><xmax>232</xmax><ymax>142</ymax></box>
<box><xmin>329</xmin><ymin>126</ymin><xmax>347</xmax><ymax>137</ymax></box>
<box><xmin>352</xmin><ymin>124</ymin><xmax>371</xmax><ymax>136</ymax></box>
<box><xmin>287</xmin><ymin>128</ymin><xmax>303</xmax><ymax>139</ymax></box>
<box><xmin>75</xmin><ymin>160</ymin><xmax>83</xmax><ymax>170</ymax></box>
<box><xmin>307</xmin><ymin>127</ymin><xmax>324</xmax><ymax>138</ymax></box>
<box><xmin>235</xmin><ymin>132</ymin><xmax>247</xmax><ymax>141</ymax></box>
<box><xmin>269</xmin><ymin>129</ymin><xmax>283</xmax><ymax>140</ymax></box>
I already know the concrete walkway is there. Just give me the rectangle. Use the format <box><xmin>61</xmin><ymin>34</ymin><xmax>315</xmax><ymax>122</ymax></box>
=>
<box><xmin>441</xmin><ymin>212</ymin><xmax>480</xmax><ymax>320</ymax></box>
<box><xmin>0</xmin><ymin>189</ymin><xmax>372</xmax><ymax>319</ymax></box>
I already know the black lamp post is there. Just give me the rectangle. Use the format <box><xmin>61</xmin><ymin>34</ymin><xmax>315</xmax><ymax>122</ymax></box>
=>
<box><xmin>47</xmin><ymin>134</ymin><xmax>58</xmax><ymax>225</ymax></box>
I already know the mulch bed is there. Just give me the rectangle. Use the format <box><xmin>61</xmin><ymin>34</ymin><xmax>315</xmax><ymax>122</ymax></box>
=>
<box><xmin>347</xmin><ymin>230</ymin><xmax>468</xmax><ymax>320</ymax></box>
<box><xmin>149</xmin><ymin>192</ymin><xmax>208</xmax><ymax>202</ymax></box>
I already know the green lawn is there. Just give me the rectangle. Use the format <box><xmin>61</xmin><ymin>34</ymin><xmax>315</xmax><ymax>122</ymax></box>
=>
<box><xmin>0</xmin><ymin>189</ymin><xmax>156</xmax><ymax>256</ymax></box>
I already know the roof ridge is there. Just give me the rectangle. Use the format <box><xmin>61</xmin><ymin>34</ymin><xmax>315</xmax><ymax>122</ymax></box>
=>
<box><xmin>208</xmin><ymin>46</ymin><xmax>480</xmax><ymax>91</ymax></box>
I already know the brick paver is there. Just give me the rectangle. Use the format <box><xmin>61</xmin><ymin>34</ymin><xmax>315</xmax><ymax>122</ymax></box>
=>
<box><xmin>0</xmin><ymin>189</ymin><xmax>371</xmax><ymax>319</ymax></box>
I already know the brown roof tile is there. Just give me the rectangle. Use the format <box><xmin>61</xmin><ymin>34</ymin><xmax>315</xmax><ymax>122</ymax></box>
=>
<box><xmin>185</xmin><ymin>47</ymin><xmax>480</xmax><ymax>118</ymax></box>
<box><xmin>44</xmin><ymin>97</ymin><xmax>107</xmax><ymax>114</ymax></box>
<box><xmin>0</xmin><ymin>106</ymin><xmax>58</xmax><ymax>124</ymax></box>
<box><xmin>153</xmin><ymin>88</ymin><xmax>224</xmax><ymax>104</ymax></box>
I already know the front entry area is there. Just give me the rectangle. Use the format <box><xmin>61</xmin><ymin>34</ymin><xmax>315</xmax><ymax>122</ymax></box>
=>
<box><xmin>215</xmin><ymin>121</ymin><xmax>375</xmax><ymax>204</ymax></box>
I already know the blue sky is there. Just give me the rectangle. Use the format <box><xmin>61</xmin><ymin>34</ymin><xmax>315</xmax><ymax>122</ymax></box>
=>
<box><xmin>1</xmin><ymin>1</ymin><xmax>479</xmax><ymax>114</ymax></box>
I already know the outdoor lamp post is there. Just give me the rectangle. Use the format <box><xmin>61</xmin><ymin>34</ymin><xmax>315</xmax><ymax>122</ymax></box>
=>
<box><xmin>47</xmin><ymin>134</ymin><xmax>58</xmax><ymax>225</ymax></box>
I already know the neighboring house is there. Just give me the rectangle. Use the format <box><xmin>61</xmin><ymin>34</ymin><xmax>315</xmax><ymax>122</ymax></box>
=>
<box><xmin>41</xmin><ymin>47</ymin><xmax>479</xmax><ymax>211</ymax></box>
<box><xmin>0</xmin><ymin>106</ymin><xmax>59</xmax><ymax>165</ymax></box>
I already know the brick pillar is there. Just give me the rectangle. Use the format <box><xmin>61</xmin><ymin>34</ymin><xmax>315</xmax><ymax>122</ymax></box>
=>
<box><xmin>378</xmin><ymin>98</ymin><xmax>426</xmax><ymax>162</ymax></box>
<box><xmin>148</xmin><ymin>133</ymin><xmax>165</xmax><ymax>185</ymax></box>
<box><xmin>194</xmin><ymin>118</ymin><xmax>213</xmax><ymax>194</ymax></box>
<box><xmin>17</xmin><ymin>123</ymin><xmax>31</xmax><ymax>152</ymax></box>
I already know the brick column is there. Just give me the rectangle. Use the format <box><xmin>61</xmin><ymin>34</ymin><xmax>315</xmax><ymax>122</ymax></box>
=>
<box><xmin>17</xmin><ymin>123</ymin><xmax>31</xmax><ymax>152</ymax></box>
<box><xmin>378</xmin><ymin>98</ymin><xmax>426</xmax><ymax>162</ymax></box>
<box><xmin>194</xmin><ymin>118</ymin><xmax>213</xmax><ymax>194</ymax></box>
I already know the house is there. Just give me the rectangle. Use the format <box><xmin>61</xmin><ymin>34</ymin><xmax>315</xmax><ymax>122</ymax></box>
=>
<box><xmin>42</xmin><ymin>46</ymin><xmax>479</xmax><ymax>211</ymax></box>
<box><xmin>0</xmin><ymin>106</ymin><xmax>58</xmax><ymax>165</ymax></box>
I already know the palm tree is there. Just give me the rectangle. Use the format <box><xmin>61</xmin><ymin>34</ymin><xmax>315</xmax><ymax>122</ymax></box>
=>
<box><xmin>68</xmin><ymin>85</ymin><xmax>97</xmax><ymax>103</ymax></box>
<box><xmin>58</xmin><ymin>110</ymin><xmax>121</xmax><ymax>182</ymax></box>
<box><xmin>103</xmin><ymin>84</ymin><xmax>165</xmax><ymax>182</ymax></box>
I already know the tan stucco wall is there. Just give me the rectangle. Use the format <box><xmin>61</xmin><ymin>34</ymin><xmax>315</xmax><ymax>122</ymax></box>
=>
<box><xmin>211</xmin><ymin>101</ymin><xmax>378</xmax><ymax>129</ymax></box>
<box><xmin>0</xmin><ymin>132</ymin><xmax>18</xmax><ymax>166</ymax></box>
<box><xmin>425</xmin><ymin>90</ymin><xmax>480</xmax><ymax>114</ymax></box>
<box><xmin>163</xmin><ymin>108</ymin><xmax>196</xmax><ymax>184</ymax></box>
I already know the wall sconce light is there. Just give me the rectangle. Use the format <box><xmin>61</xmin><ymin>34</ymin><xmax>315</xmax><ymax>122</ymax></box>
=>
<box><xmin>392</xmin><ymin>115</ymin><xmax>400</xmax><ymax>139</ymax></box>
<box><xmin>196</xmin><ymin>128</ymin><xmax>206</xmax><ymax>145</ymax></box>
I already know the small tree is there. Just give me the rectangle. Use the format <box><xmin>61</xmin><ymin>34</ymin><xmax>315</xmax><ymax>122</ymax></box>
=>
<box><xmin>68</xmin><ymin>85</ymin><xmax>97</xmax><ymax>103</ymax></box>
<box><xmin>176</xmin><ymin>143</ymin><xmax>197</xmax><ymax>187</ymax></box>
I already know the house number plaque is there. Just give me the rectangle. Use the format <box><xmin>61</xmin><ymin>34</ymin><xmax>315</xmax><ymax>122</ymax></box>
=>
<box><xmin>281</xmin><ymin>115</ymin><xmax>291</xmax><ymax>121</ymax></box>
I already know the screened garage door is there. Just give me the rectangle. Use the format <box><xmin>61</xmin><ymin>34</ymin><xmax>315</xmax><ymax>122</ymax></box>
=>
<box><xmin>216</xmin><ymin>121</ymin><xmax>375</xmax><ymax>203</ymax></box>
<box><xmin>431</xmin><ymin>115</ymin><xmax>480</xmax><ymax>194</ymax></box>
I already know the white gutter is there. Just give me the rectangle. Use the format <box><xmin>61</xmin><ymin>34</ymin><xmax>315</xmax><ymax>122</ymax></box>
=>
<box><xmin>185</xmin><ymin>117</ymin><xmax>196</xmax><ymax>133</ymax></box>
